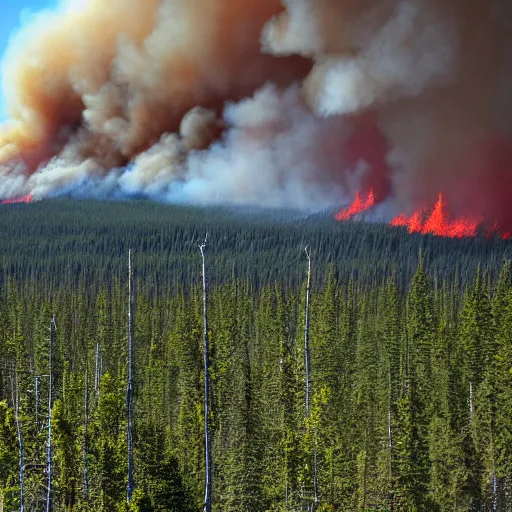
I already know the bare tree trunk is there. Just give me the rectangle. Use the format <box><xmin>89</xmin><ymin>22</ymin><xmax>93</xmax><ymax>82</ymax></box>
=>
<box><xmin>200</xmin><ymin>235</ymin><xmax>212</xmax><ymax>512</ymax></box>
<box><xmin>46</xmin><ymin>316</ymin><xmax>56</xmax><ymax>512</ymax></box>
<box><xmin>304</xmin><ymin>246</ymin><xmax>311</xmax><ymax>418</ymax></box>
<box><xmin>304</xmin><ymin>247</ymin><xmax>318</xmax><ymax>507</ymax></box>
<box><xmin>13</xmin><ymin>371</ymin><xmax>24</xmax><ymax>512</ymax></box>
<box><xmin>82</xmin><ymin>368</ymin><xmax>89</xmax><ymax>503</ymax></box>
<box><xmin>127</xmin><ymin>249</ymin><xmax>135</xmax><ymax>503</ymax></box>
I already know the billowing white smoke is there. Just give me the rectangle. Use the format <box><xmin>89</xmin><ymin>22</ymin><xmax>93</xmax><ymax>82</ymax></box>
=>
<box><xmin>0</xmin><ymin>0</ymin><xmax>511</xmax><ymax>217</ymax></box>
<box><xmin>263</xmin><ymin>0</ymin><xmax>458</xmax><ymax>116</ymax></box>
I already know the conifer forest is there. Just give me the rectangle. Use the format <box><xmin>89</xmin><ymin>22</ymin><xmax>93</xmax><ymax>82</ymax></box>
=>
<box><xmin>1</xmin><ymin>198</ymin><xmax>512</xmax><ymax>512</ymax></box>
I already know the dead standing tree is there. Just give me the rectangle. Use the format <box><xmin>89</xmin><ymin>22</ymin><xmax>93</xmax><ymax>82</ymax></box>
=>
<box><xmin>200</xmin><ymin>234</ymin><xmax>212</xmax><ymax>512</ymax></box>
<box><xmin>127</xmin><ymin>249</ymin><xmax>135</xmax><ymax>503</ymax></box>
<box><xmin>304</xmin><ymin>246</ymin><xmax>312</xmax><ymax>418</ymax></box>
<box><xmin>304</xmin><ymin>246</ymin><xmax>318</xmax><ymax>509</ymax></box>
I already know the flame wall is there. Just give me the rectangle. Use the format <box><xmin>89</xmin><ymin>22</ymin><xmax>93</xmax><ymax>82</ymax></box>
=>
<box><xmin>0</xmin><ymin>0</ymin><xmax>511</xmax><ymax>226</ymax></box>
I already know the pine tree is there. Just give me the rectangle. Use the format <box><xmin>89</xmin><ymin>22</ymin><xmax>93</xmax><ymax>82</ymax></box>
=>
<box><xmin>394</xmin><ymin>256</ymin><xmax>435</xmax><ymax>511</ymax></box>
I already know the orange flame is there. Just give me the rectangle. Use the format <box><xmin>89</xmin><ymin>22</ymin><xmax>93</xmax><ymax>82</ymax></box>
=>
<box><xmin>335</xmin><ymin>189</ymin><xmax>375</xmax><ymax>221</ymax></box>
<box><xmin>335</xmin><ymin>190</ymin><xmax>510</xmax><ymax>240</ymax></box>
<box><xmin>390</xmin><ymin>193</ymin><xmax>479</xmax><ymax>238</ymax></box>
<box><xmin>1</xmin><ymin>194</ymin><xmax>33</xmax><ymax>205</ymax></box>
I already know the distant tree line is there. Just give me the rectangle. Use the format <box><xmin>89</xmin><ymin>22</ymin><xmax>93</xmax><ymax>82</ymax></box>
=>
<box><xmin>1</xmin><ymin>198</ymin><xmax>512</xmax><ymax>292</ymax></box>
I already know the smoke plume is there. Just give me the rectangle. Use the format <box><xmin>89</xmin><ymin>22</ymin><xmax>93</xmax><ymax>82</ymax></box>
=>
<box><xmin>1</xmin><ymin>0</ymin><xmax>511</xmax><ymax>227</ymax></box>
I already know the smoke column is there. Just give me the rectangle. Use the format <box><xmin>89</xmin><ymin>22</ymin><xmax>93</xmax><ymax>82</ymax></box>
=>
<box><xmin>0</xmin><ymin>0</ymin><xmax>511</xmax><ymax>227</ymax></box>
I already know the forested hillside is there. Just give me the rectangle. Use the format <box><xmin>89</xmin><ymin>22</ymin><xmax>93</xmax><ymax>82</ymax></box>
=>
<box><xmin>2</xmin><ymin>199</ymin><xmax>512</xmax><ymax>292</ymax></box>
<box><xmin>0</xmin><ymin>199</ymin><xmax>512</xmax><ymax>511</ymax></box>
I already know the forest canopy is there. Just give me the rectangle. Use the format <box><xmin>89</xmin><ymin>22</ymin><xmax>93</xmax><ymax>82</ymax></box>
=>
<box><xmin>0</xmin><ymin>199</ymin><xmax>511</xmax><ymax>511</ymax></box>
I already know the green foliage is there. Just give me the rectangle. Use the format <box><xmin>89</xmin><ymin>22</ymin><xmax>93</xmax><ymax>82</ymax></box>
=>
<box><xmin>0</xmin><ymin>200</ymin><xmax>511</xmax><ymax>510</ymax></box>
<box><xmin>0</xmin><ymin>400</ymin><xmax>17</xmax><ymax>509</ymax></box>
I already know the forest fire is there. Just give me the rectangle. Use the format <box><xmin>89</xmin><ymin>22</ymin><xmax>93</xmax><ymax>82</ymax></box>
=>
<box><xmin>0</xmin><ymin>0</ymin><xmax>508</xmax><ymax>219</ymax></box>
<box><xmin>335</xmin><ymin>189</ymin><xmax>375</xmax><ymax>221</ymax></box>
<box><xmin>390</xmin><ymin>194</ymin><xmax>480</xmax><ymax>239</ymax></box>
<box><xmin>1</xmin><ymin>194</ymin><xmax>33</xmax><ymax>205</ymax></box>
<box><xmin>335</xmin><ymin>191</ymin><xmax>512</xmax><ymax>240</ymax></box>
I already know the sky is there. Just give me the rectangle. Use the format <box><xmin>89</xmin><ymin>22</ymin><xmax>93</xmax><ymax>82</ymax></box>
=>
<box><xmin>0</xmin><ymin>0</ymin><xmax>56</xmax><ymax>120</ymax></box>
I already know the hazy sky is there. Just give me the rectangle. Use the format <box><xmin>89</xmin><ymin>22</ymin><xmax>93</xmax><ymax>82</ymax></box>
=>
<box><xmin>0</xmin><ymin>1</ymin><xmax>55</xmax><ymax>120</ymax></box>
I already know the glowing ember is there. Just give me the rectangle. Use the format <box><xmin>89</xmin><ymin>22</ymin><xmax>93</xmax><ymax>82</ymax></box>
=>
<box><xmin>390</xmin><ymin>193</ymin><xmax>479</xmax><ymax>238</ymax></box>
<box><xmin>335</xmin><ymin>189</ymin><xmax>375</xmax><ymax>221</ymax></box>
<box><xmin>1</xmin><ymin>194</ymin><xmax>33</xmax><ymax>205</ymax></box>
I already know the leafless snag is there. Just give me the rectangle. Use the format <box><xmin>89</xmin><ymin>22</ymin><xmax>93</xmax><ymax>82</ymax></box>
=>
<box><xmin>304</xmin><ymin>246</ymin><xmax>318</xmax><ymax>507</ymax></box>
<box><xmin>200</xmin><ymin>234</ymin><xmax>212</xmax><ymax>512</ymax></box>
<box><xmin>304</xmin><ymin>246</ymin><xmax>311</xmax><ymax>418</ymax></box>
<box><xmin>127</xmin><ymin>249</ymin><xmax>135</xmax><ymax>503</ymax></box>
